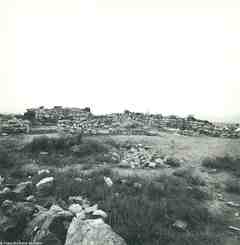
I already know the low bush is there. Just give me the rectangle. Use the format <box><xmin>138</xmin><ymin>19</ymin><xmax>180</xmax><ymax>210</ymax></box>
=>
<box><xmin>164</xmin><ymin>157</ymin><xmax>181</xmax><ymax>168</ymax></box>
<box><xmin>71</xmin><ymin>140</ymin><xmax>109</xmax><ymax>157</ymax></box>
<box><xmin>202</xmin><ymin>156</ymin><xmax>240</xmax><ymax>175</ymax></box>
<box><xmin>225</xmin><ymin>179</ymin><xmax>240</xmax><ymax>194</ymax></box>
<box><xmin>173</xmin><ymin>168</ymin><xmax>206</xmax><ymax>186</ymax></box>
<box><xmin>0</xmin><ymin>146</ymin><xmax>14</xmax><ymax>168</ymax></box>
<box><xmin>24</xmin><ymin>134</ymin><xmax>82</xmax><ymax>153</ymax></box>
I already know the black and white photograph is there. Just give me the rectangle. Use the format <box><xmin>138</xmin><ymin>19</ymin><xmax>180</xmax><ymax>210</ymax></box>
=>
<box><xmin>1</xmin><ymin>1</ymin><xmax>240</xmax><ymax>244</ymax></box>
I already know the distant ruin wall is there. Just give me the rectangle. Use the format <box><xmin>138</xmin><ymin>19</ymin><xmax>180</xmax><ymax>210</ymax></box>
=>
<box><xmin>11</xmin><ymin>107</ymin><xmax>239</xmax><ymax>138</ymax></box>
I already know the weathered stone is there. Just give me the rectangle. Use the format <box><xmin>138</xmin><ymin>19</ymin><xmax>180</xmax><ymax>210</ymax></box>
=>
<box><xmin>36</xmin><ymin>177</ymin><xmax>54</xmax><ymax>196</ymax></box>
<box><xmin>1</xmin><ymin>199</ymin><xmax>14</xmax><ymax>208</ymax></box>
<box><xmin>154</xmin><ymin>158</ymin><xmax>165</xmax><ymax>166</ymax></box>
<box><xmin>26</xmin><ymin>195</ymin><xmax>36</xmax><ymax>202</ymax></box>
<box><xmin>0</xmin><ymin>188</ymin><xmax>15</xmax><ymax>203</ymax></box>
<box><xmin>173</xmin><ymin>220</ymin><xmax>187</xmax><ymax>231</ymax></box>
<box><xmin>118</xmin><ymin>160</ymin><xmax>130</xmax><ymax>168</ymax></box>
<box><xmin>39</xmin><ymin>152</ymin><xmax>49</xmax><ymax>156</ymax></box>
<box><xmin>104</xmin><ymin>177</ymin><xmax>113</xmax><ymax>187</ymax></box>
<box><xmin>65</xmin><ymin>218</ymin><xmax>127</xmax><ymax>245</ymax></box>
<box><xmin>69</xmin><ymin>204</ymin><xmax>83</xmax><ymax>215</ymax></box>
<box><xmin>38</xmin><ymin>169</ymin><xmax>50</xmax><ymax>175</ymax></box>
<box><xmin>226</xmin><ymin>201</ymin><xmax>240</xmax><ymax>208</ymax></box>
<box><xmin>12</xmin><ymin>181</ymin><xmax>33</xmax><ymax>199</ymax></box>
<box><xmin>133</xmin><ymin>182</ymin><xmax>142</xmax><ymax>189</ymax></box>
<box><xmin>92</xmin><ymin>209</ymin><xmax>108</xmax><ymax>219</ymax></box>
<box><xmin>148</xmin><ymin>162</ymin><xmax>157</xmax><ymax>168</ymax></box>
<box><xmin>84</xmin><ymin>204</ymin><xmax>98</xmax><ymax>214</ymax></box>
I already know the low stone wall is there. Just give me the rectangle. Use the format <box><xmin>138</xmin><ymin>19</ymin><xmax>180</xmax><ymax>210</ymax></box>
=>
<box><xmin>58</xmin><ymin>113</ymin><xmax>240</xmax><ymax>139</ymax></box>
<box><xmin>1</xmin><ymin>117</ymin><xmax>30</xmax><ymax>134</ymax></box>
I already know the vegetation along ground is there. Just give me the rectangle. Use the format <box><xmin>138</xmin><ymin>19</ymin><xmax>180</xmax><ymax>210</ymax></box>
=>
<box><xmin>1</xmin><ymin>131</ymin><xmax>240</xmax><ymax>244</ymax></box>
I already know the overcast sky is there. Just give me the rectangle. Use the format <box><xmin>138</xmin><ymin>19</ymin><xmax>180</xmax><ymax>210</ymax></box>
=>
<box><xmin>1</xmin><ymin>0</ymin><xmax>240</xmax><ymax>122</ymax></box>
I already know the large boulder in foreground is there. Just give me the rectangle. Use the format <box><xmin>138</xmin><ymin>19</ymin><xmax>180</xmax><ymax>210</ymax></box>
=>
<box><xmin>65</xmin><ymin>218</ymin><xmax>126</xmax><ymax>245</ymax></box>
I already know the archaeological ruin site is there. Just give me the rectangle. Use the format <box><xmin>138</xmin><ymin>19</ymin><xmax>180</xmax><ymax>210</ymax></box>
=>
<box><xmin>0</xmin><ymin>106</ymin><xmax>240</xmax><ymax>245</ymax></box>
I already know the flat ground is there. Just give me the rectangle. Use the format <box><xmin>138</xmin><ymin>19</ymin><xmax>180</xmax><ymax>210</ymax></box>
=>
<box><xmin>1</xmin><ymin>132</ymin><xmax>240</xmax><ymax>244</ymax></box>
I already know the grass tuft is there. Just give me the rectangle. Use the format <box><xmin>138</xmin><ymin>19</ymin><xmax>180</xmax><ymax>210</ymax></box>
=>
<box><xmin>202</xmin><ymin>156</ymin><xmax>240</xmax><ymax>176</ymax></box>
<box><xmin>225</xmin><ymin>179</ymin><xmax>240</xmax><ymax>194</ymax></box>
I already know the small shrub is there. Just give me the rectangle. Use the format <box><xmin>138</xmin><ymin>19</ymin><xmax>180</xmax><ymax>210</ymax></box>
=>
<box><xmin>71</xmin><ymin>140</ymin><xmax>109</xmax><ymax>157</ymax></box>
<box><xmin>173</xmin><ymin>168</ymin><xmax>206</xmax><ymax>186</ymax></box>
<box><xmin>225</xmin><ymin>179</ymin><xmax>240</xmax><ymax>194</ymax></box>
<box><xmin>0</xmin><ymin>145</ymin><xmax>15</xmax><ymax>168</ymax></box>
<box><xmin>202</xmin><ymin>156</ymin><xmax>240</xmax><ymax>175</ymax></box>
<box><xmin>24</xmin><ymin>134</ymin><xmax>82</xmax><ymax>153</ymax></box>
<box><xmin>165</xmin><ymin>157</ymin><xmax>181</xmax><ymax>168</ymax></box>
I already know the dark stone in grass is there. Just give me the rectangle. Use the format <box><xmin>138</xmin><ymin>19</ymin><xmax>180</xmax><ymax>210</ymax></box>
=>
<box><xmin>164</xmin><ymin>156</ymin><xmax>181</xmax><ymax>168</ymax></box>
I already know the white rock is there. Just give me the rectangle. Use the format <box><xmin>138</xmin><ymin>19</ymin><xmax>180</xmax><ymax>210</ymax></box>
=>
<box><xmin>85</xmin><ymin>204</ymin><xmax>98</xmax><ymax>214</ymax></box>
<box><xmin>104</xmin><ymin>177</ymin><xmax>113</xmax><ymax>187</ymax></box>
<box><xmin>133</xmin><ymin>182</ymin><xmax>142</xmax><ymax>189</ymax></box>
<box><xmin>148</xmin><ymin>162</ymin><xmax>157</xmax><ymax>168</ymax></box>
<box><xmin>39</xmin><ymin>152</ymin><xmax>49</xmax><ymax>156</ymax></box>
<box><xmin>69</xmin><ymin>204</ymin><xmax>83</xmax><ymax>215</ymax></box>
<box><xmin>173</xmin><ymin>220</ymin><xmax>187</xmax><ymax>231</ymax></box>
<box><xmin>38</xmin><ymin>169</ymin><xmax>50</xmax><ymax>175</ymax></box>
<box><xmin>92</xmin><ymin>209</ymin><xmax>108</xmax><ymax>219</ymax></box>
<box><xmin>229</xmin><ymin>226</ymin><xmax>240</xmax><ymax>232</ymax></box>
<box><xmin>155</xmin><ymin>158</ymin><xmax>164</xmax><ymax>165</ymax></box>
<box><xmin>26</xmin><ymin>195</ymin><xmax>35</xmax><ymax>202</ymax></box>
<box><xmin>36</xmin><ymin>176</ymin><xmax>54</xmax><ymax>187</ymax></box>
<box><xmin>226</xmin><ymin>201</ymin><xmax>240</xmax><ymax>208</ymax></box>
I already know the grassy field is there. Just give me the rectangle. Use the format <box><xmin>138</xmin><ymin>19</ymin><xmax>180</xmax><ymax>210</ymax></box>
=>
<box><xmin>1</xmin><ymin>132</ymin><xmax>240</xmax><ymax>245</ymax></box>
<box><xmin>98</xmin><ymin>133</ymin><xmax>240</xmax><ymax>163</ymax></box>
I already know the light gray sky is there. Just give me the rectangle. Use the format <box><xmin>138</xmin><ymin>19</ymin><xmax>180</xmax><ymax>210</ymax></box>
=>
<box><xmin>1</xmin><ymin>0</ymin><xmax>240</xmax><ymax>122</ymax></box>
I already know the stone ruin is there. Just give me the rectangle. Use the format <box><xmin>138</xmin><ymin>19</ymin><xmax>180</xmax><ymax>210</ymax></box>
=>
<box><xmin>0</xmin><ymin>116</ymin><xmax>30</xmax><ymax>135</ymax></box>
<box><xmin>56</xmin><ymin>109</ymin><xmax>240</xmax><ymax>139</ymax></box>
<box><xmin>1</xmin><ymin>106</ymin><xmax>238</xmax><ymax>138</ymax></box>
<box><xmin>24</xmin><ymin>106</ymin><xmax>91</xmax><ymax>124</ymax></box>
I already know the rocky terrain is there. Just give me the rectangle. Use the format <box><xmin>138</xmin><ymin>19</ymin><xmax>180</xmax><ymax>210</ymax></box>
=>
<box><xmin>1</xmin><ymin>129</ymin><xmax>240</xmax><ymax>245</ymax></box>
<box><xmin>0</xmin><ymin>170</ymin><xmax>126</xmax><ymax>245</ymax></box>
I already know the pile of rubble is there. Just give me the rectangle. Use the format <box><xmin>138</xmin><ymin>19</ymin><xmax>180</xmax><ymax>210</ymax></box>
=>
<box><xmin>118</xmin><ymin>143</ymin><xmax>182</xmax><ymax>169</ymax></box>
<box><xmin>0</xmin><ymin>117</ymin><xmax>30</xmax><ymax>135</ymax></box>
<box><xmin>22</xmin><ymin>107</ymin><xmax>240</xmax><ymax>138</ymax></box>
<box><xmin>0</xmin><ymin>172</ymin><xmax>126</xmax><ymax>245</ymax></box>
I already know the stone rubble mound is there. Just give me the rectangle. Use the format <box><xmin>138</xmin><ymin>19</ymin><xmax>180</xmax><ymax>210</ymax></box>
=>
<box><xmin>118</xmin><ymin>143</ymin><xmax>181</xmax><ymax>169</ymax></box>
<box><xmin>0</xmin><ymin>173</ymin><xmax>127</xmax><ymax>245</ymax></box>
